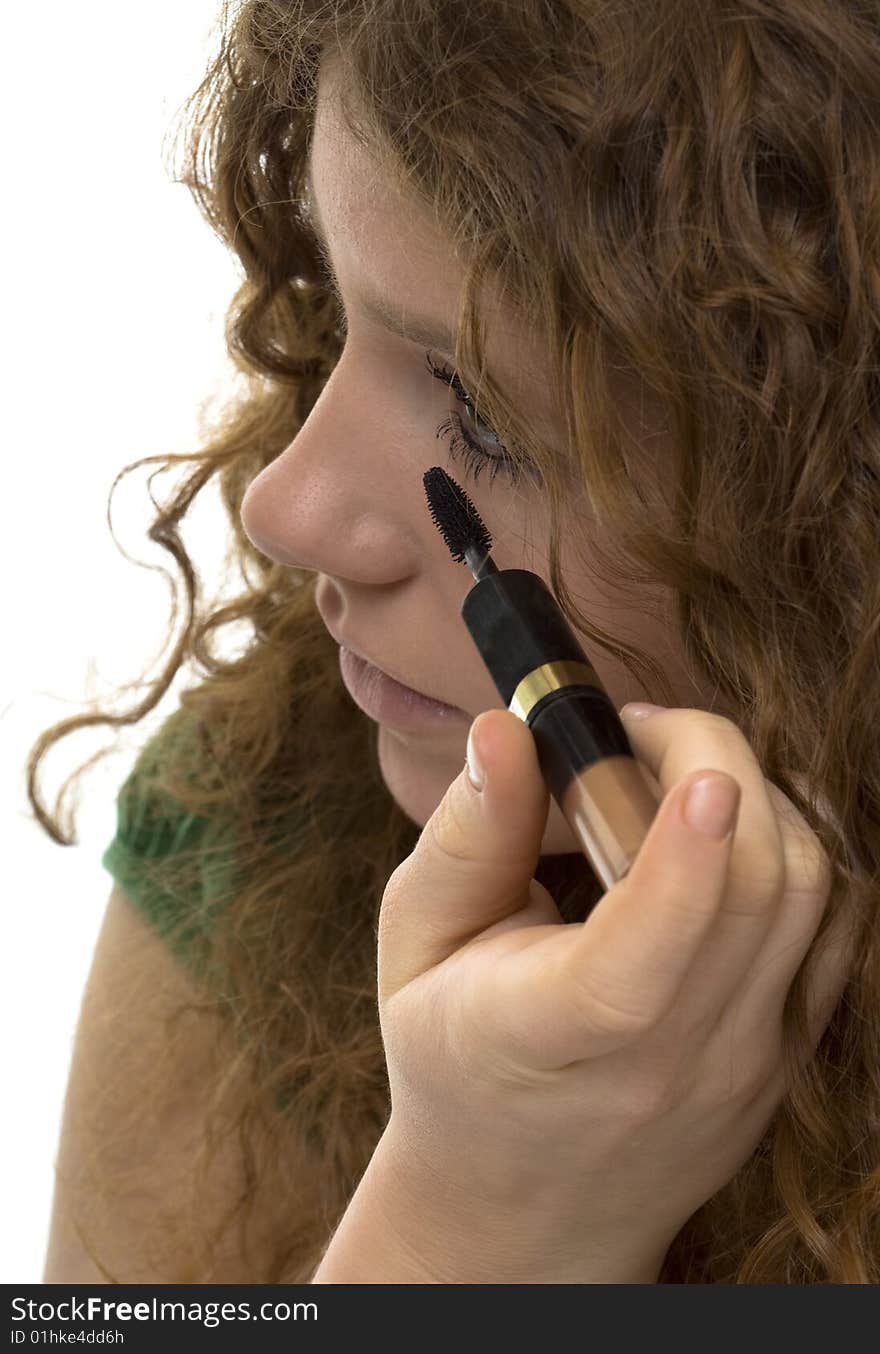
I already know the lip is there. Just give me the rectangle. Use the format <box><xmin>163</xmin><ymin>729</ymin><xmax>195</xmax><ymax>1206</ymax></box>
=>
<box><xmin>322</xmin><ymin>615</ymin><xmax>471</xmax><ymax>733</ymax></box>
<box><xmin>337</xmin><ymin>644</ymin><xmax>470</xmax><ymax>732</ymax></box>
<box><xmin>324</xmin><ymin>625</ymin><xmax>466</xmax><ymax>712</ymax></box>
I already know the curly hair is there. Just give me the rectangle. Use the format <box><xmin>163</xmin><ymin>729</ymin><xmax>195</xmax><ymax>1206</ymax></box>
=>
<box><xmin>27</xmin><ymin>0</ymin><xmax>880</xmax><ymax>1282</ymax></box>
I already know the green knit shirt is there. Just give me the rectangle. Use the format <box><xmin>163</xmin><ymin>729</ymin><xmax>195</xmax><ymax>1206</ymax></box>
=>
<box><xmin>99</xmin><ymin>715</ymin><xmax>237</xmax><ymax>978</ymax></box>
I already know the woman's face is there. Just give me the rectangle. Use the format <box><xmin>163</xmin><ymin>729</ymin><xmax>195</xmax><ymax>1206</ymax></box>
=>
<box><xmin>241</xmin><ymin>61</ymin><xmax>724</xmax><ymax>853</ymax></box>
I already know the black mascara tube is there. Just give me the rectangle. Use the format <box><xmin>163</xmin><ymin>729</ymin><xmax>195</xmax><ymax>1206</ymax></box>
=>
<box><xmin>424</xmin><ymin>467</ymin><xmax>660</xmax><ymax>891</ymax></box>
<box><xmin>461</xmin><ymin>565</ymin><xmax>659</xmax><ymax>889</ymax></box>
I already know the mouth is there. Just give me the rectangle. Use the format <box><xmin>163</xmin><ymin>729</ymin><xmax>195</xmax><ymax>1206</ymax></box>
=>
<box><xmin>332</xmin><ymin>633</ymin><xmax>466</xmax><ymax>713</ymax></box>
<box><xmin>319</xmin><ymin>614</ymin><xmax>472</xmax><ymax>733</ymax></box>
<box><xmin>316</xmin><ymin>610</ymin><xmax>457</xmax><ymax>708</ymax></box>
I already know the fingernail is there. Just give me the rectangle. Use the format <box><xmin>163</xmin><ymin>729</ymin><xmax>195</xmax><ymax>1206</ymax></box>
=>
<box><xmin>621</xmin><ymin>702</ymin><xmax>666</xmax><ymax>720</ymax></box>
<box><xmin>682</xmin><ymin>773</ymin><xmax>740</xmax><ymax>838</ymax></box>
<box><xmin>466</xmin><ymin>721</ymin><xmax>485</xmax><ymax>791</ymax></box>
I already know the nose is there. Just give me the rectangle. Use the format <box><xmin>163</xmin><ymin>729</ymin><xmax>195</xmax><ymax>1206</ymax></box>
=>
<box><xmin>239</xmin><ymin>359</ymin><xmax>417</xmax><ymax>581</ymax></box>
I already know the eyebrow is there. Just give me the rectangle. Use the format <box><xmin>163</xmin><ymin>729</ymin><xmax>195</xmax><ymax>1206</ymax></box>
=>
<box><xmin>303</xmin><ymin>155</ymin><xmax>458</xmax><ymax>360</ymax></box>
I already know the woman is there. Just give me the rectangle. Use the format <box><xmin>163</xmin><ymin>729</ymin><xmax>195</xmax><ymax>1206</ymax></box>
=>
<box><xmin>29</xmin><ymin>0</ymin><xmax>878</xmax><ymax>1282</ymax></box>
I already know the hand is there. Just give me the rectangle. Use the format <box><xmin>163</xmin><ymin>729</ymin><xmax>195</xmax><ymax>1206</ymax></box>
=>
<box><xmin>376</xmin><ymin>705</ymin><xmax>857</xmax><ymax>1267</ymax></box>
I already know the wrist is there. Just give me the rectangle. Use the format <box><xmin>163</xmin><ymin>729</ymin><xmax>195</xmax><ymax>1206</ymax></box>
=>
<box><xmin>312</xmin><ymin>1118</ymin><xmax>669</xmax><ymax>1284</ymax></box>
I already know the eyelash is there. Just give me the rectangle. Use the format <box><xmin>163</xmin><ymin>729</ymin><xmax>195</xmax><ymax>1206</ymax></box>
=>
<box><xmin>423</xmin><ymin>351</ymin><xmax>530</xmax><ymax>486</ymax></box>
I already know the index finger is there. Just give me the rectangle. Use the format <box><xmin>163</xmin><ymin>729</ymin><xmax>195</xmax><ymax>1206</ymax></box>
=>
<box><xmin>623</xmin><ymin>708</ymin><xmax>785</xmax><ymax>902</ymax></box>
<box><xmin>494</xmin><ymin>765</ymin><xmax>743</xmax><ymax>1068</ymax></box>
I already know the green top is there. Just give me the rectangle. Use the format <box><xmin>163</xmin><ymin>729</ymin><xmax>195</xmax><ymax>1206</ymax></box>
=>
<box><xmin>100</xmin><ymin>714</ymin><xmax>236</xmax><ymax>978</ymax></box>
<box><xmin>100</xmin><ymin>712</ymin><xmax>323</xmax><ymax>1119</ymax></box>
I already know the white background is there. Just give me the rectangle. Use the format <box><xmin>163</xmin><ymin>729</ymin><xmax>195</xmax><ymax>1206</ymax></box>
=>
<box><xmin>2</xmin><ymin>3</ymin><xmax>245</xmax><ymax>1281</ymax></box>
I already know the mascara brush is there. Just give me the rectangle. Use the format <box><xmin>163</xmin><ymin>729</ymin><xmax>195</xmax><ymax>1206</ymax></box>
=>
<box><xmin>423</xmin><ymin>465</ymin><xmax>660</xmax><ymax>891</ymax></box>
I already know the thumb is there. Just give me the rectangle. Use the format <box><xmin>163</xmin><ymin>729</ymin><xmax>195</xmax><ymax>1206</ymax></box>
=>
<box><xmin>377</xmin><ymin>706</ymin><xmax>552</xmax><ymax>1003</ymax></box>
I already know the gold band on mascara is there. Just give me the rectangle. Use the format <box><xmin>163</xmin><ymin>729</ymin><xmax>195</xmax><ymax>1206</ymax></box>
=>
<box><xmin>508</xmin><ymin>660</ymin><xmax>603</xmax><ymax>722</ymax></box>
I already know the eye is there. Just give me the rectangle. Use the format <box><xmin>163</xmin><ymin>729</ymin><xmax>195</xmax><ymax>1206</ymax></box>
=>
<box><xmin>424</xmin><ymin>351</ymin><xmax>539</xmax><ymax>487</ymax></box>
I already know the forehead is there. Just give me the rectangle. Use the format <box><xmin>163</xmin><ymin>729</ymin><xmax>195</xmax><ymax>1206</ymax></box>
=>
<box><xmin>308</xmin><ymin>66</ymin><xmax>562</xmax><ymax>441</ymax></box>
<box><xmin>310</xmin><ymin>68</ymin><xmax>444</xmax><ymax>282</ymax></box>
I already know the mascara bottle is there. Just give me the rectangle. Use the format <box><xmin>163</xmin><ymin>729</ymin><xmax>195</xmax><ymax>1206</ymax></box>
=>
<box><xmin>424</xmin><ymin>466</ymin><xmax>660</xmax><ymax>891</ymax></box>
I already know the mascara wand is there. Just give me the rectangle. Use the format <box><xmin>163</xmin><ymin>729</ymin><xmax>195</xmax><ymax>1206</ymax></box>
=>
<box><xmin>423</xmin><ymin>465</ymin><xmax>499</xmax><ymax>581</ymax></box>
<box><xmin>422</xmin><ymin>465</ymin><xmax>659</xmax><ymax>890</ymax></box>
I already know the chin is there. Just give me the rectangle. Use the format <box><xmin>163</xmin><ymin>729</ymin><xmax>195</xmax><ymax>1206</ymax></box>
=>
<box><xmin>375</xmin><ymin>723</ymin><xmax>460</xmax><ymax>828</ymax></box>
<box><xmin>375</xmin><ymin>722</ymin><xmax>583</xmax><ymax>852</ymax></box>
